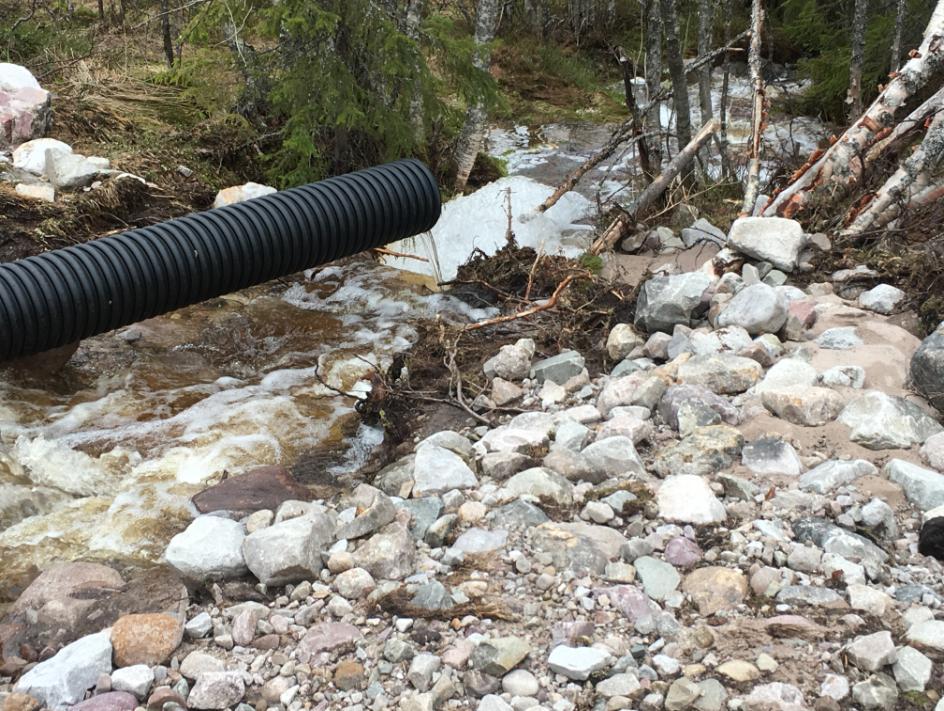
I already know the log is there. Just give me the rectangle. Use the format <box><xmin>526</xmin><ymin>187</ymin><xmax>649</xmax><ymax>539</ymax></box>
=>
<box><xmin>763</xmin><ymin>0</ymin><xmax>944</xmax><ymax>218</ymax></box>
<box><xmin>590</xmin><ymin>118</ymin><xmax>721</xmax><ymax>254</ymax></box>
<box><xmin>864</xmin><ymin>85</ymin><xmax>944</xmax><ymax>164</ymax></box>
<box><xmin>844</xmin><ymin>109</ymin><xmax>944</xmax><ymax>234</ymax></box>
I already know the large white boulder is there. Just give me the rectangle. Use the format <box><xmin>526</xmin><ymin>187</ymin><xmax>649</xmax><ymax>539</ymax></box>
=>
<box><xmin>12</xmin><ymin>137</ymin><xmax>72</xmax><ymax>175</ymax></box>
<box><xmin>0</xmin><ymin>63</ymin><xmax>51</xmax><ymax>147</ymax></box>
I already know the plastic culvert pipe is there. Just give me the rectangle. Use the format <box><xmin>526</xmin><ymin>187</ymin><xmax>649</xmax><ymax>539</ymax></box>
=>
<box><xmin>0</xmin><ymin>159</ymin><xmax>442</xmax><ymax>361</ymax></box>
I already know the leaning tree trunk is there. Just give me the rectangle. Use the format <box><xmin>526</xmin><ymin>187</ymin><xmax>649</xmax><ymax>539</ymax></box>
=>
<box><xmin>645</xmin><ymin>0</ymin><xmax>664</xmax><ymax>168</ymax></box>
<box><xmin>619</xmin><ymin>46</ymin><xmax>653</xmax><ymax>179</ymax></box>
<box><xmin>890</xmin><ymin>0</ymin><xmax>907</xmax><ymax>71</ymax></box>
<box><xmin>764</xmin><ymin>0</ymin><xmax>944</xmax><ymax>218</ymax></box>
<box><xmin>845</xmin><ymin>108</ymin><xmax>944</xmax><ymax>234</ymax></box>
<box><xmin>847</xmin><ymin>0</ymin><xmax>869</xmax><ymax>121</ymax></box>
<box><xmin>454</xmin><ymin>0</ymin><xmax>502</xmax><ymax>192</ymax></box>
<box><xmin>718</xmin><ymin>0</ymin><xmax>734</xmax><ymax>178</ymax></box>
<box><xmin>661</xmin><ymin>0</ymin><xmax>693</xmax><ymax>149</ymax></box>
<box><xmin>741</xmin><ymin>0</ymin><xmax>766</xmax><ymax>215</ymax></box>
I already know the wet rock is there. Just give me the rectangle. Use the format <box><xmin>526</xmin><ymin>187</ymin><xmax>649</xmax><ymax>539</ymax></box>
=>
<box><xmin>352</xmin><ymin>523</ymin><xmax>416</xmax><ymax>580</ymax></box>
<box><xmin>14</xmin><ymin>629</ymin><xmax>112</xmax><ymax>709</ymax></box>
<box><xmin>743</xmin><ymin>682</ymin><xmax>808</xmax><ymax>710</ymax></box>
<box><xmin>659</xmin><ymin>384</ymin><xmax>739</xmax><ymax>430</ymax></box>
<box><xmin>657</xmin><ymin>474</ymin><xmax>726</xmax><ymax>524</ymax></box>
<box><xmin>242</xmin><ymin>509</ymin><xmax>334</xmax><ymax>585</ymax></box>
<box><xmin>164</xmin><ymin>516</ymin><xmax>248</xmax><ymax>580</ymax></box>
<box><xmin>798</xmin><ymin>459</ymin><xmax>876</xmax><ymax>493</ymax></box>
<box><xmin>634</xmin><ymin>272</ymin><xmax>712</xmax><ymax>334</ymax></box>
<box><xmin>581</xmin><ymin>436</ymin><xmax>646</xmax><ymax>480</ymax></box>
<box><xmin>212</xmin><ymin>182</ymin><xmax>276</xmax><ymax>208</ymax></box>
<box><xmin>531</xmin><ymin>350</ymin><xmax>586</xmax><ymax>385</ymax></box>
<box><xmin>851</xmin><ymin>673</ymin><xmax>898</xmax><ymax>709</ymax></box>
<box><xmin>335</xmin><ymin>484</ymin><xmax>396</xmax><ymax>539</ymax></box>
<box><xmin>192</xmin><ymin>465</ymin><xmax>310</xmax><ymax>514</ymax></box>
<box><xmin>111</xmin><ymin>613</ymin><xmax>183</xmax><ymax>667</ymax></box>
<box><xmin>845</xmin><ymin>631</ymin><xmax>896</xmax><ymax>671</ymax></box>
<box><xmin>716</xmin><ymin>283</ymin><xmax>788</xmax><ymax>336</ymax></box>
<box><xmin>858</xmin><ymin>284</ymin><xmax>905</xmax><ymax>314</ymax></box>
<box><xmin>471</xmin><ymin>637</ymin><xmax>531</xmax><ymax>676</ymax></box>
<box><xmin>912</xmin><ymin>324</ymin><xmax>944</xmax><ymax>412</ymax></box>
<box><xmin>187</xmin><ymin>671</ymin><xmax>245</xmax><ymax>709</ymax></box>
<box><xmin>742</xmin><ymin>436</ymin><xmax>803</xmax><ymax>476</ymax></box>
<box><xmin>10</xmin><ymin>561</ymin><xmax>124</xmax><ymax>633</ymax></box>
<box><xmin>727</xmin><ymin>217</ymin><xmax>806</xmax><ymax>272</ymax></box>
<box><xmin>761</xmin><ymin>386</ymin><xmax>844</xmax><ymax>426</ymax></box>
<box><xmin>651</xmin><ymin>425</ymin><xmax>743</xmax><ymax>477</ymax></box>
<box><xmin>505</xmin><ymin>467</ymin><xmax>574</xmax><ymax>506</ymax></box>
<box><xmin>919</xmin><ymin>517</ymin><xmax>944</xmax><ymax>560</ymax></box>
<box><xmin>547</xmin><ymin>645</ymin><xmax>610</xmax><ymax>680</ymax></box>
<box><xmin>483</xmin><ymin>340</ymin><xmax>534</xmax><ymax>381</ymax></box>
<box><xmin>413</xmin><ymin>444</ymin><xmax>478</xmax><ymax>496</ymax></box>
<box><xmin>886</xmin><ymin>459</ymin><xmax>944</xmax><ymax>511</ymax></box>
<box><xmin>682</xmin><ymin>567</ymin><xmax>747</xmax><ymax>614</ymax></box>
<box><xmin>677</xmin><ymin>353</ymin><xmax>763</xmax><ymax>394</ymax></box>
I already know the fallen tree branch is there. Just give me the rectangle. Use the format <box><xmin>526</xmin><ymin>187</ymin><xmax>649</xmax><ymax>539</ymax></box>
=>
<box><xmin>462</xmin><ymin>273</ymin><xmax>585</xmax><ymax>332</ymax></box>
<box><xmin>763</xmin><ymin>0</ymin><xmax>944</xmax><ymax>218</ymax></box>
<box><xmin>590</xmin><ymin>118</ymin><xmax>721</xmax><ymax>254</ymax></box>
<box><xmin>372</xmin><ymin>247</ymin><xmax>429</xmax><ymax>262</ymax></box>
<box><xmin>864</xmin><ymin>85</ymin><xmax>944</xmax><ymax>164</ymax></box>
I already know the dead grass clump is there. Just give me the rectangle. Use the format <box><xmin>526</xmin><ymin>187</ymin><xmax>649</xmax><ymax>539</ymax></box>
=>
<box><xmin>375</xmin><ymin>587</ymin><xmax>518</xmax><ymax>622</ymax></box>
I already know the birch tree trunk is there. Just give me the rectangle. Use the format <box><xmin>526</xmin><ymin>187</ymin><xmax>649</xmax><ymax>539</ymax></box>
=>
<box><xmin>697</xmin><ymin>0</ymin><xmax>714</xmax><ymax>125</ymax></box>
<box><xmin>661</xmin><ymin>0</ymin><xmax>693</xmax><ymax>149</ymax></box>
<box><xmin>890</xmin><ymin>0</ymin><xmax>907</xmax><ymax>71</ymax></box>
<box><xmin>865</xmin><ymin>86</ymin><xmax>944</xmax><ymax>164</ymax></box>
<box><xmin>454</xmin><ymin>0</ymin><xmax>501</xmax><ymax>192</ymax></box>
<box><xmin>847</xmin><ymin>0</ymin><xmax>869</xmax><ymax>121</ymax></box>
<box><xmin>645</xmin><ymin>0</ymin><xmax>664</xmax><ymax>168</ymax></box>
<box><xmin>845</xmin><ymin>109</ymin><xmax>944</xmax><ymax>234</ymax></box>
<box><xmin>160</xmin><ymin>0</ymin><xmax>175</xmax><ymax>68</ymax></box>
<box><xmin>764</xmin><ymin>0</ymin><xmax>944</xmax><ymax>218</ymax></box>
<box><xmin>741</xmin><ymin>0</ymin><xmax>766</xmax><ymax>215</ymax></box>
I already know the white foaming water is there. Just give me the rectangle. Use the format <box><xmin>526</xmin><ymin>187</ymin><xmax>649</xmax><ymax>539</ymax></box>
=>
<box><xmin>0</xmin><ymin>257</ymin><xmax>492</xmax><ymax>590</ymax></box>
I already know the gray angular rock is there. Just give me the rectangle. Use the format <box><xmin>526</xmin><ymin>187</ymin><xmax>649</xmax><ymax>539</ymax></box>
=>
<box><xmin>858</xmin><ymin>284</ymin><xmax>905</xmax><ymax>314</ymax></box>
<box><xmin>912</xmin><ymin>325</ymin><xmax>944</xmax><ymax>412</ymax></box>
<box><xmin>839</xmin><ymin>391</ymin><xmax>942</xmax><ymax>449</ymax></box>
<box><xmin>819</xmin><ymin>365</ymin><xmax>866</xmax><ymax>389</ymax></box>
<box><xmin>716</xmin><ymin>283</ymin><xmax>788</xmax><ymax>336</ymax></box>
<box><xmin>798</xmin><ymin>459</ymin><xmax>877</xmax><ymax>493</ymax></box>
<box><xmin>483</xmin><ymin>341</ymin><xmax>533</xmax><ymax>380</ymax></box>
<box><xmin>634</xmin><ymin>272</ymin><xmax>712</xmax><ymax>334</ymax></box>
<box><xmin>794</xmin><ymin>518</ymin><xmax>888</xmax><ymax>579</ymax></box>
<box><xmin>530</xmin><ymin>523</ymin><xmax>609</xmax><ymax>575</ymax></box>
<box><xmin>449</xmin><ymin>528</ymin><xmax>508</xmax><ymax>555</ymax></box>
<box><xmin>607</xmin><ymin>323</ymin><xmax>644</xmax><ymax>361</ymax></box>
<box><xmin>845</xmin><ymin>631</ymin><xmax>897</xmax><ymax>671</ymax></box>
<box><xmin>352</xmin><ymin>523</ymin><xmax>416</xmax><ymax>580</ymax></box>
<box><xmin>633</xmin><ymin>556</ymin><xmax>681</xmax><ymax>600</ymax></box>
<box><xmin>893</xmin><ymin>646</ymin><xmax>932</xmax><ymax>691</ymax></box>
<box><xmin>531</xmin><ymin>350</ymin><xmax>586</xmax><ymax>384</ymax></box>
<box><xmin>187</xmin><ymin>671</ymin><xmax>245</xmax><ymax>710</ymax></box>
<box><xmin>471</xmin><ymin>637</ymin><xmax>531</xmax><ymax>676</ymax></box>
<box><xmin>581</xmin><ymin>436</ymin><xmax>646</xmax><ymax>480</ymax></box>
<box><xmin>651</xmin><ymin>425</ymin><xmax>743</xmax><ymax>478</ymax></box>
<box><xmin>851</xmin><ymin>673</ymin><xmax>898</xmax><ymax>710</ymax></box>
<box><xmin>816</xmin><ymin>326</ymin><xmax>863</xmax><ymax>350</ymax></box>
<box><xmin>886</xmin><ymin>459</ymin><xmax>944</xmax><ymax>511</ymax></box>
<box><xmin>242</xmin><ymin>509</ymin><xmax>334</xmax><ymax>585</ymax></box>
<box><xmin>677</xmin><ymin>353</ymin><xmax>763</xmax><ymax>394</ymax></box>
<box><xmin>547</xmin><ymin>645</ymin><xmax>610</xmax><ymax>680</ymax></box>
<box><xmin>110</xmin><ymin>665</ymin><xmax>154</xmax><ymax>698</ymax></box>
<box><xmin>775</xmin><ymin>585</ymin><xmax>843</xmax><ymax>607</ymax></box>
<box><xmin>413</xmin><ymin>444</ymin><xmax>478</xmax><ymax>496</ymax></box>
<box><xmin>335</xmin><ymin>484</ymin><xmax>396</xmax><ymax>540</ymax></box>
<box><xmin>14</xmin><ymin>630</ymin><xmax>113</xmax><ymax>709</ymax></box>
<box><xmin>504</xmin><ymin>467</ymin><xmax>574</xmax><ymax>506</ymax></box>
<box><xmin>761</xmin><ymin>386</ymin><xmax>844</xmax><ymax>426</ymax></box>
<box><xmin>164</xmin><ymin>516</ymin><xmax>248</xmax><ymax>580</ymax></box>
<box><xmin>754</xmin><ymin>358</ymin><xmax>818</xmax><ymax>393</ymax></box>
<box><xmin>657</xmin><ymin>474</ymin><xmax>726</xmax><ymax>524</ymax></box>
<box><xmin>727</xmin><ymin>217</ymin><xmax>807</xmax><ymax>272</ymax></box>
<box><xmin>742</xmin><ymin>436</ymin><xmax>803</xmax><ymax>476</ymax></box>
<box><xmin>659</xmin><ymin>384</ymin><xmax>739</xmax><ymax>430</ymax></box>
<box><xmin>906</xmin><ymin>620</ymin><xmax>944</xmax><ymax>652</ymax></box>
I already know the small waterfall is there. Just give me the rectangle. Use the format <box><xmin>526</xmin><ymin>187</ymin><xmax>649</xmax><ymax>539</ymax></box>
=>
<box><xmin>415</xmin><ymin>230</ymin><xmax>444</xmax><ymax>287</ymax></box>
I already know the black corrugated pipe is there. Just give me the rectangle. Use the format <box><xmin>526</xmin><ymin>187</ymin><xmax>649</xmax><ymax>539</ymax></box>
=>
<box><xmin>0</xmin><ymin>159</ymin><xmax>441</xmax><ymax>362</ymax></box>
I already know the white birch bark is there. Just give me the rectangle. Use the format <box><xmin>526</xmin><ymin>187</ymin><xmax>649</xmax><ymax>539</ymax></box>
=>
<box><xmin>453</xmin><ymin>0</ymin><xmax>501</xmax><ymax>191</ymax></box>
<box><xmin>845</xmin><ymin>109</ymin><xmax>944</xmax><ymax>234</ymax></box>
<box><xmin>764</xmin><ymin>0</ymin><xmax>944</xmax><ymax>218</ymax></box>
<box><xmin>741</xmin><ymin>0</ymin><xmax>766</xmax><ymax>215</ymax></box>
<box><xmin>404</xmin><ymin>0</ymin><xmax>426</xmax><ymax>143</ymax></box>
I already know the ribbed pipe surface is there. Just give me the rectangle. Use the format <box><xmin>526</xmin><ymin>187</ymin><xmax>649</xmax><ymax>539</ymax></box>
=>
<box><xmin>0</xmin><ymin>159</ymin><xmax>441</xmax><ymax>361</ymax></box>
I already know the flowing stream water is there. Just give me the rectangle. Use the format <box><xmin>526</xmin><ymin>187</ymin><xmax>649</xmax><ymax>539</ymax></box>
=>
<box><xmin>0</xmin><ymin>70</ymin><xmax>829</xmax><ymax>599</ymax></box>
